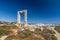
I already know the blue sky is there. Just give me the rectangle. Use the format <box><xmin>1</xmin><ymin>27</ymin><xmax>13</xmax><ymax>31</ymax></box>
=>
<box><xmin>0</xmin><ymin>0</ymin><xmax>60</xmax><ymax>24</ymax></box>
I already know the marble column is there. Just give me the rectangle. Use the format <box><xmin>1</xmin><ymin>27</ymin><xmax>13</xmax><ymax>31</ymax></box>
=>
<box><xmin>24</xmin><ymin>10</ymin><xmax>27</xmax><ymax>26</ymax></box>
<box><xmin>25</xmin><ymin>10</ymin><xmax>27</xmax><ymax>24</ymax></box>
<box><xmin>17</xmin><ymin>11</ymin><xmax>20</xmax><ymax>24</ymax></box>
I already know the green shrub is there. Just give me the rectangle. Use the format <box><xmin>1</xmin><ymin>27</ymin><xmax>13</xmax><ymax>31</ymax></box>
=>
<box><xmin>42</xmin><ymin>29</ymin><xmax>55</xmax><ymax>34</ymax></box>
<box><xmin>0</xmin><ymin>29</ymin><xmax>6</xmax><ymax>37</ymax></box>
<box><xmin>51</xmin><ymin>35</ymin><xmax>57</xmax><ymax>40</ymax></box>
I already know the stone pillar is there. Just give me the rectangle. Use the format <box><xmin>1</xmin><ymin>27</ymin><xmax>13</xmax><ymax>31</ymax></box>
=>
<box><xmin>17</xmin><ymin>11</ymin><xmax>20</xmax><ymax>24</ymax></box>
<box><xmin>24</xmin><ymin>10</ymin><xmax>27</xmax><ymax>26</ymax></box>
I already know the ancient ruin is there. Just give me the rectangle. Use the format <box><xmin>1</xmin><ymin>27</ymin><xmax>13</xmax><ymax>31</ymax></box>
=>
<box><xmin>17</xmin><ymin>10</ymin><xmax>27</xmax><ymax>27</ymax></box>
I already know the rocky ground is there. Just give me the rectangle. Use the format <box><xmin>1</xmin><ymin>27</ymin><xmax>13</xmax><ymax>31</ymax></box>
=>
<box><xmin>0</xmin><ymin>22</ymin><xmax>58</xmax><ymax>40</ymax></box>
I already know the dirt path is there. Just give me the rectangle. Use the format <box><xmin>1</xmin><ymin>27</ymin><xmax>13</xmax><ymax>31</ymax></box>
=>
<box><xmin>52</xmin><ymin>27</ymin><xmax>60</xmax><ymax>40</ymax></box>
<box><xmin>0</xmin><ymin>35</ymin><xmax>8</xmax><ymax>40</ymax></box>
<box><xmin>53</xmin><ymin>29</ymin><xmax>60</xmax><ymax>40</ymax></box>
